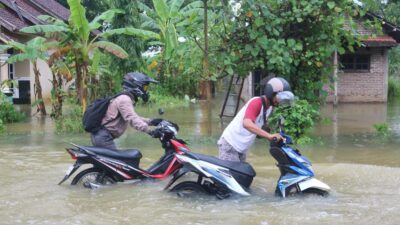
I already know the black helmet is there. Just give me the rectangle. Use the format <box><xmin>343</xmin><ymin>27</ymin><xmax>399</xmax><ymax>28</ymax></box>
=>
<box><xmin>122</xmin><ymin>72</ymin><xmax>158</xmax><ymax>103</ymax></box>
<box><xmin>264</xmin><ymin>77</ymin><xmax>294</xmax><ymax>106</ymax></box>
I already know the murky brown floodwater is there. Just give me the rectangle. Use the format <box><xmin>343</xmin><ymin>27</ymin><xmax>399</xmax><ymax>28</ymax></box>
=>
<box><xmin>1</xmin><ymin>97</ymin><xmax>400</xmax><ymax>225</ymax></box>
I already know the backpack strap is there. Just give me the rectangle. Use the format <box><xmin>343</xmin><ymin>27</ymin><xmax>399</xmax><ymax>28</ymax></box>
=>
<box><xmin>101</xmin><ymin>93</ymin><xmax>126</xmax><ymax>127</ymax></box>
<box><xmin>260</xmin><ymin>96</ymin><xmax>269</xmax><ymax>125</ymax></box>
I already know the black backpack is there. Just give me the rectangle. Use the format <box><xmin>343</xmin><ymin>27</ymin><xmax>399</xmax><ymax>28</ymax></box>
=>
<box><xmin>82</xmin><ymin>93</ymin><xmax>122</xmax><ymax>133</ymax></box>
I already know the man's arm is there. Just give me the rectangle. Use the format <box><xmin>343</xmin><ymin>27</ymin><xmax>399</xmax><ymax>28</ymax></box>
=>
<box><xmin>117</xmin><ymin>95</ymin><xmax>151</xmax><ymax>133</ymax></box>
<box><xmin>243</xmin><ymin>118</ymin><xmax>281</xmax><ymax>141</ymax></box>
<box><xmin>243</xmin><ymin>97</ymin><xmax>282</xmax><ymax>141</ymax></box>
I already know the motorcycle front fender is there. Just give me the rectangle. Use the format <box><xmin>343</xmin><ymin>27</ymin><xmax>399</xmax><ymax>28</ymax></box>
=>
<box><xmin>298</xmin><ymin>177</ymin><xmax>331</xmax><ymax>192</ymax></box>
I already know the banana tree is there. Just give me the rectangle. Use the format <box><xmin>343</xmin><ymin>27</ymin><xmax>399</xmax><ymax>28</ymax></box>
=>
<box><xmin>0</xmin><ymin>37</ymin><xmax>50</xmax><ymax>115</ymax></box>
<box><xmin>20</xmin><ymin>0</ymin><xmax>143</xmax><ymax>112</ymax></box>
<box><xmin>137</xmin><ymin>0</ymin><xmax>203</xmax><ymax>78</ymax></box>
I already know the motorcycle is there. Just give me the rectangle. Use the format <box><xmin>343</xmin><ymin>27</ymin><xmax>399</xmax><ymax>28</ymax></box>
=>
<box><xmin>164</xmin><ymin>116</ymin><xmax>330</xmax><ymax>199</ymax></box>
<box><xmin>269</xmin><ymin>116</ymin><xmax>330</xmax><ymax>197</ymax></box>
<box><xmin>58</xmin><ymin>120</ymin><xmax>187</xmax><ymax>188</ymax></box>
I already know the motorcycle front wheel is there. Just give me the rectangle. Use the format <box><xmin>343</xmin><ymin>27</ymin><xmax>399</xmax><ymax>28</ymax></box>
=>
<box><xmin>170</xmin><ymin>181</ymin><xmax>207</xmax><ymax>197</ymax></box>
<box><xmin>302</xmin><ymin>188</ymin><xmax>329</xmax><ymax>197</ymax></box>
<box><xmin>71</xmin><ymin>167</ymin><xmax>116</xmax><ymax>188</ymax></box>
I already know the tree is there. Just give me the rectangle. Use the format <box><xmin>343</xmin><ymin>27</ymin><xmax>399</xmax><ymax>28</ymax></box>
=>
<box><xmin>21</xmin><ymin>0</ymin><xmax>138</xmax><ymax>112</ymax></box>
<box><xmin>106</xmin><ymin>0</ymin><xmax>145</xmax><ymax>82</ymax></box>
<box><xmin>219</xmin><ymin>0</ymin><xmax>363</xmax><ymax>102</ymax></box>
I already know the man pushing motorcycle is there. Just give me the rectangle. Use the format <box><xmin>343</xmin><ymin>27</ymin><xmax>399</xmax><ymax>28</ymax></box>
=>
<box><xmin>90</xmin><ymin>72</ymin><xmax>163</xmax><ymax>150</ymax></box>
<box><xmin>218</xmin><ymin>77</ymin><xmax>295</xmax><ymax>162</ymax></box>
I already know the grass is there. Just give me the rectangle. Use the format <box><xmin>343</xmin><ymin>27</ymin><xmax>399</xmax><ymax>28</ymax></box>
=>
<box><xmin>145</xmin><ymin>91</ymin><xmax>191</xmax><ymax>108</ymax></box>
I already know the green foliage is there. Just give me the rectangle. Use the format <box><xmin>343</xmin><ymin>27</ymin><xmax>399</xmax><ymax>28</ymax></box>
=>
<box><xmin>269</xmin><ymin>99</ymin><xmax>319</xmax><ymax>142</ymax></box>
<box><xmin>373</xmin><ymin>123</ymin><xmax>391</xmax><ymax>137</ymax></box>
<box><xmin>55</xmin><ymin>104</ymin><xmax>85</xmax><ymax>133</ymax></box>
<box><xmin>0</xmin><ymin>119</ymin><xmax>5</xmax><ymax>133</ymax></box>
<box><xmin>104</xmin><ymin>0</ymin><xmax>146</xmax><ymax>88</ymax></box>
<box><xmin>388</xmin><ymin>77</ymin><xmax>400</xmax><ymax>99</ymax></box>
<box><xmin>389</xmin><ymin>47</ymin><xmax>400</xmax><ymax>78</ymax></box>
<box><xmin>0</xmin><ymin>94</ymin><xmax>25</xmax><ymax>123</ymax></box>
<box><xmin>147</xmin><ymin>91</ymin><xmax>190</xmax><ymax>108</ymax></box>
<box><xmin>220</xmin><ymin>0</ymin><xmax>364</xmax><ymax>103</ymax></box>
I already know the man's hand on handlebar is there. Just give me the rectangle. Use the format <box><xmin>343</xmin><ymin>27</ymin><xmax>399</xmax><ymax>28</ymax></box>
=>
<box><xmin>269</xmin><ymin>133</ymin><xmax>283</xmax><ymax>142</ymax></box>
<box><xmin>148</xmin><ymin>129</ymin><xmax>163</xmax><ymax>138</ymax></box>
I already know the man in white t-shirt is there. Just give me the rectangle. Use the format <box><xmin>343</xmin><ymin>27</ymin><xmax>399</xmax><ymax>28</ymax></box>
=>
<box><xmin>218</xmin><ymin>77</ymin><xmax>295</xmax><ymax>162</ymax></box>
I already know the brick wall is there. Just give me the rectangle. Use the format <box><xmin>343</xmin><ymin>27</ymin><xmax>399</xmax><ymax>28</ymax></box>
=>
<box><xmin>325</xmin><ymin>48</ymin><xmax>389</xmax><ymax>102</ymax></box>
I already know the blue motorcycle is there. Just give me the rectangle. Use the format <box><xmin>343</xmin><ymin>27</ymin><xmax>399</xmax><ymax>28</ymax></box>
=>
<box><xmin>270</xmin><ymin>116</ymin><xmax>330</xmax><ymax>197</ymax></box>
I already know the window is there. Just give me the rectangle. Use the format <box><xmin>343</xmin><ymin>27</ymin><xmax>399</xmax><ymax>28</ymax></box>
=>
<box><xmin>339</xmin><ymin>54</ymin><xmax>370</xmax><ymax>72</ymax></box>
<box><xmin>8</xmin><ymin>63</ymin><xmax>14</xmax><ymax>80</ymax></box>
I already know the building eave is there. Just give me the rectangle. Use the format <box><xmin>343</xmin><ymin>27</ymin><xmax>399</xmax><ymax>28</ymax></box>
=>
<box><xmin>364</xmin><ymin>11</ymin><xmax>400</xmax><ymax>43</ymax></box>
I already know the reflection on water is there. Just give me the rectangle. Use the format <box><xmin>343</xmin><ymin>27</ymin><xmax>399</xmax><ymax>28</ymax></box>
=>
<box><xmin>1</xmin><ymin>99</ymin><xmax>400</xmax><ymax>224</ymax></box>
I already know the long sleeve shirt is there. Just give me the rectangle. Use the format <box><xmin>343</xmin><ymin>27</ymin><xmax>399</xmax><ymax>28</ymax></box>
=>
<box><xmin>102</xmin><ymin>94</ymin><xmax>151</xmax><ymax>138</ymax></box>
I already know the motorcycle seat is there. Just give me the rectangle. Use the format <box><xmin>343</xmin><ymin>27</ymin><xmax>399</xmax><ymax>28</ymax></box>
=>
<box><xmin>80</xmin><ymin>146</ymin><xmax>142</xmax><ymax>159</ymax></box>
<box><xmin>187</xmin><ymin>152</ymin><xmax>256</xmax><ymax>177</ymax></box>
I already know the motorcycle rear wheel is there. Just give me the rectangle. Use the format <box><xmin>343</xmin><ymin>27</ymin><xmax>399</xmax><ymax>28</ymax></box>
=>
<box><xmin>171</xmin><ymin>181</ymin><xmax>207</xmax><ymax>197</ymax></box>
<box><xmin>71</xmin><ymin>167</ymin><xmax>116</xmax><ymax>188</ymax></box>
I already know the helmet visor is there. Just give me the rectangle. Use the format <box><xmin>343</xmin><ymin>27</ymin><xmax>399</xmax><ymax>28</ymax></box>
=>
<box><xmin>276</xmin><ymin>91</ymin><xmax>295</xmax><ymax>107</ymax></box>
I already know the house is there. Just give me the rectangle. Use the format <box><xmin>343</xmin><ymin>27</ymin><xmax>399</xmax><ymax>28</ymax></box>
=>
<box><xmin>0</xmin><ymin>0</ymin><xmax>69</xmax><ymax>104</ymax></box>
<box><xmin>238</xmin><ymin>12</ymin><xmax>400</xmax><ymax>104</ymax></box>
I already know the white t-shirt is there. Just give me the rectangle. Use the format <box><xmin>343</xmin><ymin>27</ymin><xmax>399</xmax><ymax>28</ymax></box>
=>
<box><xmin>221</xmin><ymin>97</ymin><xmax>272</xmax><ymax>153</ymax></box>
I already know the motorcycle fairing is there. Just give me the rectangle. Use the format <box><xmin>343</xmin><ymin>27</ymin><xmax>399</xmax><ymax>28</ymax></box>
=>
<box><xmin>277</xmin><ymin>173</ymin><xmax>309</xmax><ymax>198</ymax></box>
<box><xmin>281</xmin><ymin>146</ymin><xmax>314</xmax><ymax>176</ymax></box>
<box><xmin>175</xmin><ymin>154</ymin><xmax>250</xmax><ymax>196</ymax></box>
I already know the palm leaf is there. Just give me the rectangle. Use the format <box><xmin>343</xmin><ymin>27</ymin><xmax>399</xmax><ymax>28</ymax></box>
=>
<box><xmin>169</xmin><ymin>0</ymin><xmax>185</xmax><ymax>18</ymax></box>
<box><xmin>138</xmin><ymin>2</ymin><xmax>152</xmax><ymax>13</ymax></box>
<box><xmin>91</xmin><ymin>41</ymin><xmax>128</xmax><ymax>59</ymax></box>
<box><xmin>152</xmin><ymin>0</ymin><xmax>169</xmax><ymax>23</ymax></box>
<box><xmin>27</xmin><ymin>37</ymin><xmax>47</xmax><ymax>48</ymax></box>
<box><xmin>67</xmin><ymin>0</ymin><xmax>90</xmax><ymax>41</ymax></box>
<box><xmin>20</xmin><ymin>25</ymin><xmax>69</xmax><ymax>34</ymax></box>
<box><xmin>140</xmin><ymin>14</ymin><xmax>159</xmax><ymax>30</ymax></box>
<box><xmin>7</xmin><ymin>53</ymin><xmax>37</xmax><ymax>64</ymax></box>
<box><xmin>37</xmin><ymin>15</ymin><xmax>68</xmax><ymax>27</ymax></box>
<box><xmin>165</xmin><ymin>22</ymin><xmax>178</xmax><ymax>60</ymax></box>
<box><xmin>101</xmin><ymin>28</ymin><xmax>160</xmax><ymax>40</ymax></box>
<box><xmin>147</xmin><ymin>41</ymin><xmax>164</xmax><ymax>46</ymax></box>
<box><xmin>89</xmin><ymin>9</ymin><xmax>124</xmax><ymax>30</ymax></box>
<box><xmin>7</xmin><ymin>41</ymin><xmax>26</xmax><ymax>51</ymax></box>
<box><xmin>181</xmin><ymin>1</ymin><xmax>203</xmax><ymax>13</ymax></box>
<box><xmin>0</xmin><ymin>45</ymin><xmax>12</xmax><ymax>52</ymax></box>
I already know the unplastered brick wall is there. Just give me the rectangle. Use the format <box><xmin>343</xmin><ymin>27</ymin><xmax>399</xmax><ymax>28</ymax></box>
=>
<box><xmin>325</xmin><ymin>48</ymin><xmax>388</xmax><ymax>102</ymax></box>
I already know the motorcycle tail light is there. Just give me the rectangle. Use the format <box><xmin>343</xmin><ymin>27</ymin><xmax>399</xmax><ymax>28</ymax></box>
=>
<box><xmin>66</xmin><ymin>148</ymin><xmax>78</xmax><ymax>160</ymax></box>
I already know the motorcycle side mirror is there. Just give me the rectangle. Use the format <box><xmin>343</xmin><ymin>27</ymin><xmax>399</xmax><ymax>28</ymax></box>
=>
<box><xmin>279</xmin><ymin>116</ymin><xmax>285</xmax><ymax>125</ymax></box>
<box><xmin>158</xmin><ymin>108</ymin><xmax>164</xmax><ymax>115</ymax></box>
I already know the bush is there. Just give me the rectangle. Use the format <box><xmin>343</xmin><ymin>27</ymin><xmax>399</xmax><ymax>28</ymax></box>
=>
<box><xmin>0</xmin><ymin>94</ymin><xmax>25</xmax><ymax>123</ymax></box>
<box><xmin>269</xmin><ymin>99</ymin><xmax>319</xmax><ymax>143</ymax></box>
<box><xmin>0</xmin><ymin>119</ymin><xmax>5</xmax><ymax>133</ymax></box>
<box><xmin>388</xmin><ymin>77</ymin><xmax>400</xmax><ymax>99</ymax></box>
<box><xmin>147</xmin><ymin>90</ymin><xmax>190</xmax><ymax>108</ymax></box>
<box><xmin>55</xmin><ymin>104</ymin><xmax>85</xmax><ymax>133</ymax></box>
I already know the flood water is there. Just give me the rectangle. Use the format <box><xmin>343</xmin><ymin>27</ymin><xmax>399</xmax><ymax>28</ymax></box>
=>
<box><xmin>1</xmin><ymin>97</ymin><xmax>400</xmax><ymax>225</ymax></box>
